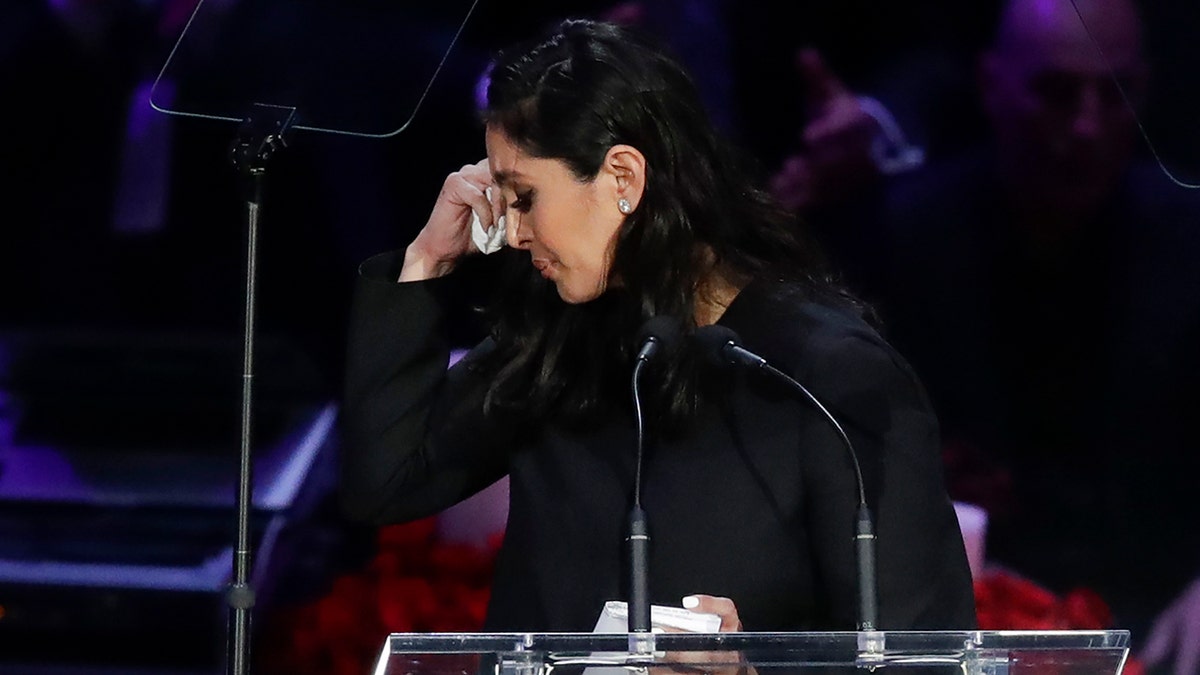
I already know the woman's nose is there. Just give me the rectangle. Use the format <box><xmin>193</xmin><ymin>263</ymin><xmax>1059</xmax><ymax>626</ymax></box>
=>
<box><xmin>506</xmin><ymin>214</ymin><xmax>532</xmax><ymax>250</ymax></box>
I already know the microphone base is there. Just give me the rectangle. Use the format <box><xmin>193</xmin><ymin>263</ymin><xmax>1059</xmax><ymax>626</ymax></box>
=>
<box><xmin>628</xmin><ymin>631</ymin><xmax>657</xmax><ymax>657</ymax></box>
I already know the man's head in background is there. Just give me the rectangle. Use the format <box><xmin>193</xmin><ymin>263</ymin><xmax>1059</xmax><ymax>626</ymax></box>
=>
<box><xmin>979</xmin><ymin>0</ymin><xmax>1147</xmax><ymax>222</ymax></box>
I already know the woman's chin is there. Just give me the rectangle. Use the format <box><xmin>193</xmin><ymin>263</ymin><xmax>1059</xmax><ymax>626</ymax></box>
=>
<box><xmin>554</xmin><ymin>281</ymin><xmax>606</xmax><ymax>305</ymax></box>
<box><xmin>555</xmin><ymin>288</ymin><xmax>592</xmax><ymax>305</ymax></box>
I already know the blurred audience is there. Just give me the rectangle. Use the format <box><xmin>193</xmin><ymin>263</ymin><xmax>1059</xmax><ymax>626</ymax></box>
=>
<box><xmin>751</xmin><ymin>3</ymin><xmax>992</xmax><ymax>293</ymax></box>
<box><xmin>862</xmin><ymin>0</ymin><xmax>1200</xmax><ymax>664</ymax></box>
<box><xmin>734</xmin><ymin>2</ymin><xmax>994</xmax><ymax>174</ymax></box>
<box><xmin>602</xmin><ymin>1</ymin><xmax>984</xmax><ymax>212</ymax></box>
<box><xmin>768</xmin><ymin>48</ymin><xmax>901</xmax><ymax>214</ymax></box>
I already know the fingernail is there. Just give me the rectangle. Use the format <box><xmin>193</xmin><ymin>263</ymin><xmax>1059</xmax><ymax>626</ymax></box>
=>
<box><xmin>682</xmin><ymin>596</ymin><xmax>700</xmax><ymax>609</ymax></box>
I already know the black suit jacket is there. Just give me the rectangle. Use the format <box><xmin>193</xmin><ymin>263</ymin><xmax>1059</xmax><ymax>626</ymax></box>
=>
<box><xmin>341</xmin><ymin>251</ymin><xmax>976</xmax><ymax>632</ymax></box>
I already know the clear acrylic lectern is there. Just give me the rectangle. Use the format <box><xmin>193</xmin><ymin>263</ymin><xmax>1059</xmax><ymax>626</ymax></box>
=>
<box><xmin>373</xmin><ymin>631</ymin><xmax>1130</xmax><ymax>675</ymax></box>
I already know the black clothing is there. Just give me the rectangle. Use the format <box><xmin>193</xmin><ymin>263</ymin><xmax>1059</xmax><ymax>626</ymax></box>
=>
<box><xmin>342</xmin><ymin>251</ymin><xmax>976</xmax><ymax>632</ymax></box>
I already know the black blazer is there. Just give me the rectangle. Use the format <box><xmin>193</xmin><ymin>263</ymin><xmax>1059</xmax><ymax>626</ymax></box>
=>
<box><xmin>341</xmin><ymin>251</ymin><xmax>977</xmax><ymax>632</ymax></box>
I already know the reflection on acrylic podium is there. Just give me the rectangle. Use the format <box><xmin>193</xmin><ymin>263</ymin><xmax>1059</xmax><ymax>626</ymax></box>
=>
<box><xmin>374</xmin><ymin>630</ymin><xmax>1131</xmax><ymax>675</ymax></box>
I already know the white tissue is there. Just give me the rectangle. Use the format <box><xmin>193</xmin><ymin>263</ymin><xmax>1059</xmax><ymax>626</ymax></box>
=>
<box><xmin>470</xmin><ymin>186</ymin><xmax>507</xmax><ymax>254</ymax></box>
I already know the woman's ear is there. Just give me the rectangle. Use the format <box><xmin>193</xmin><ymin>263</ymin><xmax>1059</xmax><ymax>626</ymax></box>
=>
<box><xmin>601</xmin><ymin>144</ymin><xmax>646</xmax><ymax>211</ymax></box>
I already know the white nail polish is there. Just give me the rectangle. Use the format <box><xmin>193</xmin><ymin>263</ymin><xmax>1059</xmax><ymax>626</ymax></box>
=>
<box><xmin>682</xmin><ymin>596</ymin><xmax>700</xmax><ymax>609</ymax></box>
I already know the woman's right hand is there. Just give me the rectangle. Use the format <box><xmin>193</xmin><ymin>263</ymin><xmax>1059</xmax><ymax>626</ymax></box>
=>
<box><xmin>656</xmin><ymin>596</ymin><xmax>750</xmax><ymax>675</ymax></box>
<box><xmin>399</xmin><ymin>159</ymin><xmax>500</xmax><ymax>282</ymax></box>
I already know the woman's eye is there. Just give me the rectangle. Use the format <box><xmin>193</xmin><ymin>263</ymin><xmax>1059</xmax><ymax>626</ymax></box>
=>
<box><xmin>511</xmin><ymin>190</ymin><xmax>533</xmax><ymax>212</ymax></box>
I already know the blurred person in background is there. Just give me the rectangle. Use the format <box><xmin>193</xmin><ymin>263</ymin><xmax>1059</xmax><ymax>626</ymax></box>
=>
<box><xmin>863</xmin><ymin>0</ymin><xmax>1200</xmax><ymax>669</ymax></box>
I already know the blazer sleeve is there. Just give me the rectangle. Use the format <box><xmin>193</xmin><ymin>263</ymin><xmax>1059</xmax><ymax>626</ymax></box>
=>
<box><xmin>796</xmin><ymin>331</ymin><xmax>977</xmax><ymax>630</ymax></box>
<box><xmin>339</xmin><ymin>251</ymin><xmax>515</xmax><ymax>525</ymax></box>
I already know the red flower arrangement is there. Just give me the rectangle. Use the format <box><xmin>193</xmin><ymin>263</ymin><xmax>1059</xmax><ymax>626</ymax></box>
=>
<box><xmin>974</xmin><ymin>569</ymin><xmax>1143</xmax><ymax>675</ymax></box>
<box><xmin>257</xmin><ymin>520</ymin><xmax>1139</xmax><ymax>675</ymax></box>
<box><xmin>975</xmin><ymin>570</ymin><xmax>1111</xmax><ymax>630</ymax></box>
<box><xmin>256</xmin><ymin>517</ymin><xmax>500</xmax><ymax>675</ymax></box>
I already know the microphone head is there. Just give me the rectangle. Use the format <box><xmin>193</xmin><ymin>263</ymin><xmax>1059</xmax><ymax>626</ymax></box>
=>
<box><xmin>692</xmin><ymin>325</ymin><xmax>741</xmax><ymax>368</ymax></box>
<box><xmin>636</xmin><ymin>316</ymin><xmax>684</xmax><ymax>360</ymax></box>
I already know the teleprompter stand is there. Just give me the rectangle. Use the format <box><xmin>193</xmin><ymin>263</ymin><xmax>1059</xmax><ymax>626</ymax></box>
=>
<box><xmin>225</xmin><ymin>102</ymin><xmax>297</xmax><ymax>675</ymax></box>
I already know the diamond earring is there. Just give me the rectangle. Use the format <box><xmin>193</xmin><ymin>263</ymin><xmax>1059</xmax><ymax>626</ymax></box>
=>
<box><xmin>617</xmin><ymin>197</ymin><xmax>633</xmax><ymax>214</ymax></box>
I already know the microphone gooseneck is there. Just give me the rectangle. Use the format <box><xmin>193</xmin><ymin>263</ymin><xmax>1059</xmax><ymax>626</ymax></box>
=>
<box><xmin>628</xmin><ymin>355</ymin><xmax>652</xmax><ymax>634</ymax></box>
<box><xmin>626</xmin><ymin>317</ymin><xmax>682</xmax><ymax>635</ymax></box>
<box><xmin>693</xmin><ymin>325</ymin><xmax>879</xmax><ymax>631</ymax></box>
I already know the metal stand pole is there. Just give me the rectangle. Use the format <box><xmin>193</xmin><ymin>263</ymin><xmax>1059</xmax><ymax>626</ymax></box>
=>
<box><xmin>225</xmin><ymin>103</ymin><xmax>296</xmax><ymax>675</ymax></box>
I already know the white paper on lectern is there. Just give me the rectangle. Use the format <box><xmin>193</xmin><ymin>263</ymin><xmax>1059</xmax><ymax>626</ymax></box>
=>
<box><xmin>593</xmin><ymin>600</ymin><xmax>722</xmax><ymax>633</ymax></box>
<box><xmin>582</xmin><ymin>601</ymin><xmax>723</xmax><ymax>675</ymax></box>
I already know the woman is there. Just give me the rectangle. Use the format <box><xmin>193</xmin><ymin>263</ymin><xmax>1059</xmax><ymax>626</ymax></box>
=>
<box><xmin>341</xmin><ymin>19</ymin><xmax>975</xmax><ymax>633</ymax></box>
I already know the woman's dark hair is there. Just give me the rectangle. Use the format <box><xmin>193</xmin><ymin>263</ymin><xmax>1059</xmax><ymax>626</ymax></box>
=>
<box><xmin>477</xmin><ymin>19</ymin><xmax>861</xmax><ymax>431</ymax></box>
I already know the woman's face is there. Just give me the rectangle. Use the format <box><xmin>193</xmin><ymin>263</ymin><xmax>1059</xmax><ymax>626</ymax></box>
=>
<box><xmin>486</xmin><ymin>126</ymin><xmax>630</xmax><ymax>304</ymax></box>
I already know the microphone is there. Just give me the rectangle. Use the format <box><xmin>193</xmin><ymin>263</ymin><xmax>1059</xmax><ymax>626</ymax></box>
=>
<box><xmin>693</xmin><ymin>325</ymin><xmax>879</xmax><ymax>631</ymax></box>
<box><xmin>627</xmin><ymin>317</ymin><xmax>682</xmax><ymax>637</ymax></box>
<box><xmin>635</xmin><ymin>316</ymin><xmax>681</xmax><ymax>364</ymax></box>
